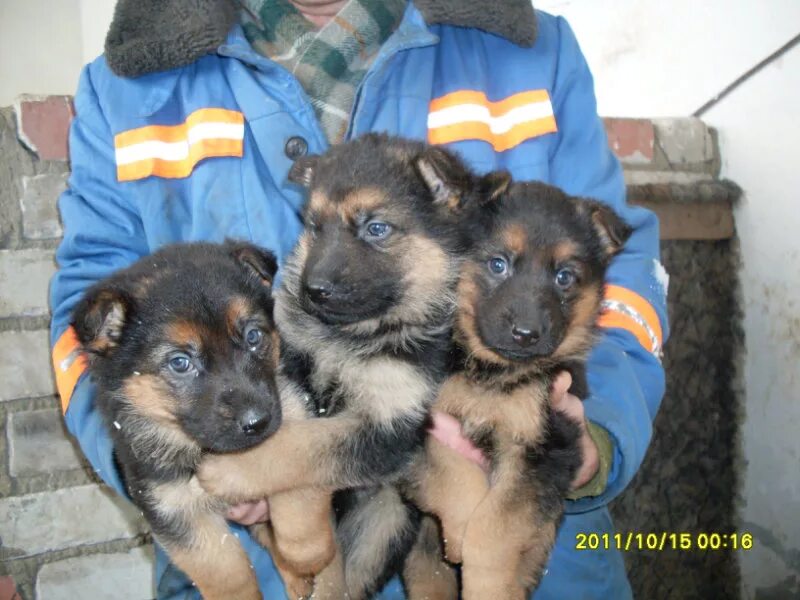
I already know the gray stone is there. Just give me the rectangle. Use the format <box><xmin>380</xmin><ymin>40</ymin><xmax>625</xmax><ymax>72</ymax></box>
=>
<box><xmin>0</xmin><ymin>249</ymin><xmax>56</xmax><ymax>318</ymax></box>
<box><xmin>0</xmin><ymin>330</ymin><xmax>55</xmax><ymax>401</ymax></box>
<box><xmin>653</xmin><ymin>118</ymin><xmax>714</xmax><ymax>167</ymax></box>
<box><xmin>0</xmin><ymin>484</ymin><xmax>149</xmax><ymax>558</ymax></box>
<box><xmin>0</xmin><ymin>107</ymin><xmax>26</xmax><ymax>247</ymax></box>
<box><xmin>20</xmin><ymin>173</ymin><xmax>67</xmax><ymax>240</ymax></box>
<box><xmin>8</xmin><ymin>409</ymin><xmax>84</xmax><ymax>477</ymax></box>
<box><xmin>0</xmin><ymin>106</ymin><xmax>69</xmax><ymax>248</ymax></box>
<box><xmin>36</xmin><ymin>546</ymin><xmax>156</xmax><ymax>600</ymax></box>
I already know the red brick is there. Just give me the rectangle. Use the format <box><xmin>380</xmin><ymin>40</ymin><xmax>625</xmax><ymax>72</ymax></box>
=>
<box><xmin>0</xmin><ymin>576</ymin><xmax>21</xmax><ymax>600</ymax></box>
<box><xmin>15</xmin><ymin>95</ymin><xmax>74</xmax><ymax>161</ymax></box>
<box><xmin>603</xmin><ymin>117</ymin><xmax>655</xmax><ymax>164</ymax></box>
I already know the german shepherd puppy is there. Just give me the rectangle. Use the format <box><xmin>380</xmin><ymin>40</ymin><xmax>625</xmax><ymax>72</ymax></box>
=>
<box><xmin>197</xmin><ymin>134</ymin><xmax>511</xmax><ymax>599</ymax></box>
<box><xmin>71</xmin><ymin>241</ymin><xmax>333</xmax><ymax>600</ymax></box>
<box><xmin>408</xmin><ymin>180</ymin><xmax>632</xmax><ymax>599</ymax></box>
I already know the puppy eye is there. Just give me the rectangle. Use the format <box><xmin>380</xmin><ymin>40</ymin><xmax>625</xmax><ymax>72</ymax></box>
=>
<box><xmin>488</xmin><ymin>257</ymin><xmax>508</xmax><ymax>276</ymax></box>
<box><xmin>365</xmin><ymin>221</ymin><xmax>392</xmax><ymax>239</ymax></box>
<box><xmin>168</xmin><ymin>353</ymin><xmax>192</xmax><ymax>374</ymax></box>
<box><xmin>555</xmin><ymin>267</ymin><xmax>576</xmax><ymax>289</ymax></box>
<box><xmin>245</xmin><ymin>326</ymin><xmax>264</xmax><ymax>349</ymax></box>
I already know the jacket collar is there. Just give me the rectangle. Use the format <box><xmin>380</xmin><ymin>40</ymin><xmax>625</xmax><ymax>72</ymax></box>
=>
<box><xmin>105</xmin><ymin>0</ymin><xmax>537</xmax><ymax>78</ymax></box>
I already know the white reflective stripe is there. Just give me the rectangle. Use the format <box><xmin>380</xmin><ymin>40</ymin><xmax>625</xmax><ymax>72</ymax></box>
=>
<box><xmin>427</xmin><ymin>99</ymin><xmax>554</xmax><ymax>134</ymax></box>
<box><xmin>653</xmin><ymin>259</ymin><xmax>670</xmax><ymax>295</ymax></box>
<box><xmin>59</xmin><ymin>349</ymin><xmax>79</xmax><ymax>373</ymax></box>
<box><xmin>314</xmin><ymin>101</ymin><xmax>350</xmax><ymax>120</ymax></box>
<box><xmin>115</xmin><ymin>122</ymin><xmax>245</xmax><ymax>166</ymax></box>
<box><xmin>601</xmin><ymin>299</ymin><xmax>663</xmax><ymax>358</ymax></box>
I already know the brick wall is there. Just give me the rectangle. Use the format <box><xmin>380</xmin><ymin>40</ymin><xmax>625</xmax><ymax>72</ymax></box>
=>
<box><xmin>0</xmin><ymin>96</ymin><xmax>736</xmax><ymax>599</ymax></box>
<box><xmin>0</xmin><ymin>98</ymin><xmax>153</xmax><ymax>600</ymax></box>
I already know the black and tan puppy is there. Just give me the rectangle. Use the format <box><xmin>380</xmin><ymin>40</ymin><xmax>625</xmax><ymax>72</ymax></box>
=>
<box><xmin>72</xmin><ymin>241</ymin><xmax>333</xmax><ymax>600</ymax></box>
<box><xmin>408</xmin><ymin>180</ymin><xmax>632</xmax><ymax>600</ymax></box>
<box><xmin>198</xmin><ymin>134</ymin><xmax>511</xmax><ymax>599</ymax></box>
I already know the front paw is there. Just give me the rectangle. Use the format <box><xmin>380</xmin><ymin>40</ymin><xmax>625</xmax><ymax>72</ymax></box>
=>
<box><xmin>441</xmin><ymin>518</ymin><xmax>465</xmax><ymax>564</ymax></box>
<box><xmin>277</xmin><ymin>531</ymin><xmax>336</xmax><ymax>576</ymax></box>
<box><xmin>197</xmin><ymin>453</ymin><xmax>262</xmax><ymax>502</ymax></box>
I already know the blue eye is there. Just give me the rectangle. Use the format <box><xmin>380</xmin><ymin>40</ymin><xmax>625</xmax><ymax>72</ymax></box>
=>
<box><xmin>168</xmin><ymin>354</ymin><xmax>192</xmax><ymax>373</ymax></box>
<box><xmin>488</xmin><ymin>257</ymin><xmax>508</xmax><ymax>275</ymax></box>
<box><xmin>365</xmin><ymin>221</ymin><xmax>391</xmax><ymax>239</ymax></box>
<box><xmin>245</xmin><ymin>326</ymin><xmax>263</xmax><ymax>349</ymax></box>
<box><xmin>555</xmin><ymin>268</ymin><xmax>576</xmax><ymax>289</ymax></box>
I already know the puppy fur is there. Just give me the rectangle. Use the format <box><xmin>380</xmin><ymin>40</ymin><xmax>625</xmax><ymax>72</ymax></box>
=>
<box><xmin>72</xmin><ymin>241</ymin><xmax>333</xmax><ymax>600</ymax></box>
<box><xmin>407</xmin><ymin>180</ymin><xmax>632</xmax><ymax>599</ymax></box>
<box><xmin>197</xmin><ymin>135</ymin><xmax>511</xmax><ymax>599</ymax></box>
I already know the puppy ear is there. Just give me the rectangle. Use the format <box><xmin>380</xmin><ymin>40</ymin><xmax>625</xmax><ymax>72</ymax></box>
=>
<box><xmin>71</xmin><ymin>286</ymin><xmax>132</xmax><ymax>355</ymax></box>
<box><xmin>229</xmin><ymin>242</ymin><xmax>278</xmax><ymax>288</ymax></box>
<box><xmin>475</xmin><ymin>170</ymin><xmax>512</xmax><ymax>205</ymax></box>
<box><xmin>414</xmin><ymin>146</ymin><xmax>473</xmax><ymax>209</ymax></box>
<box><xmin>288</xmin><ymin>155</ymin><xmax>319</xmax><ymax>188</ymax></box>
<box><xmin>583</xmin><ymin>200</ymin><xmax>633</xmax><ymax>257</ymax></box>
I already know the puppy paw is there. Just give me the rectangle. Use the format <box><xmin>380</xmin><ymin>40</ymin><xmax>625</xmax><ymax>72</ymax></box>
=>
<box><xmin>197</xmin><ymin>454</ymin><xmax>261</xmax><ymax>501</ymax></box>
<box><xmin>278</xmin><ymin>535</ymin><xmax>336</xmax><ymax>577</ymax></box>
<box><xmin>440</xmin><ymin>518</ymin><xmax>465</xmax><ymax>564</ymax></box>
<box><xmin>282</xmin><ymin>572</ymin><xmax>314</xmax><ymax>600</ymax></box>
<box><xmin>443</xmin><ymin>538</ymin><xmax>463</xmax><ymax>564</ymax></box>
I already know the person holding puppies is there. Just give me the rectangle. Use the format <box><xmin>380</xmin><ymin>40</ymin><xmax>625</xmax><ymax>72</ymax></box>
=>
<box><xmin>50</xmin><ymin>0</ymin><xmax>668</xmax><ymax>598</ymax></box>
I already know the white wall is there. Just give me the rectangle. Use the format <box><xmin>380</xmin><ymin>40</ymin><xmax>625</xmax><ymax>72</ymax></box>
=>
<box><xmin>0</xmin><ymin>0</ymin><xmax>115</xmax><ymax>107</ymax></box>
<box><xmin>0</xmin><ymin>0</ymin><xmax>84</xmax><ymax>107</ymax></box>
<box><xmin>79</xmin><ymin>0</ymin><xmax>115</xmax><ymax>66</ymax></box>
<box><xmin>540</xmin><ymin>0</ymin><xmax>800</xmax><ymax>118</ymax></box>
<box><xmin>721</xmin><ymin>48</ymin><xmax>800</xmax><ymax>596</ymax></box>
<box><xmin>537</xmin><ymin>1</ymin><xmax>800</xmax><ymax>597</ymax></box>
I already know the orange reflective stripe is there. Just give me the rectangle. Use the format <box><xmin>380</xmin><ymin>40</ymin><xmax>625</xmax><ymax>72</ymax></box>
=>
<box><xmin>429</xmin><ymin>89</ymin><xmax>552</xmax><ymax>117</ymax></box>
<box><xmin>491</xmin><ymin>90</ymin><xmax>552</xmax><ymax>116</ymax></box>
<box><xmin>114</xmin><ymin>108</ymin><xmax>245</xmax><ymax>182</ymax></box>
<box><xmin>599</xmin><ymin>284</ymin><xmax>663</xmax><ymax>355</ymax></box>
<box><xmin>604</xmin><ymin>285</ymin><xmax>663</xmax><ymax>344</ymax></box>
<box><xmin>427</xmin><ymin>89</ymin><xmax>558</xmax><ymax>151</ymax></box>
<box><xmin>597</xmin><ymin>312</ymin><xmax>654</xmax><ymax>353</ymax></box>
<box><xmin>428</xmin><ymin>116</ymin><xmax>558</xmax><ymax>152</ymax></box>
<box><xmin>117</xmin><ymin>138</ymin><xmax>244</xmax><ymax>182</ymax></box>
<box><xmin>52</xmin><ymin>326</ymin><xmax>88</xmax><ymax>414</ymax></box>
<box><xmin>114</xmin><ymin>108</ymin><xmax>244</xmax><ymax>147</ymax></box>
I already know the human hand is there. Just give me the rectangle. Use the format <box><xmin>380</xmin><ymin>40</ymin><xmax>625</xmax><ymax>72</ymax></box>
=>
<box><xmin>428</xmin><ymin>411</ymin><xmax>490</xmax><ymax>470</ymax></box>
<box><xmin>549</xmin><ymin>371</ymin><xmax>600</xmax><ymax>489</ymax></box>
<box><xmin>226</xmin><ymin>499</ymin><xmax>270</xmax><ymax>525</ymax></box>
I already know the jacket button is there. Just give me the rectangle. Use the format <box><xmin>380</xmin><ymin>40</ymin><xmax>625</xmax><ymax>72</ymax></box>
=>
<box><xmin>285</xmin><ymin>136</ymin><xmax>308</xmax><ymax>160</ymax></box>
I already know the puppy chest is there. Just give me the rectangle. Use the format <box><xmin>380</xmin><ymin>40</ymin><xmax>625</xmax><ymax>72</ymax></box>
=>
<box><xmin>439</xmin><ymin>375</ymin><xmax>548</xmax><ymax>444</ymax></box>
<box><xmin>312</xmin><ymin>355</ymin><xmax>432</xmax><ymax>424</ymax></box>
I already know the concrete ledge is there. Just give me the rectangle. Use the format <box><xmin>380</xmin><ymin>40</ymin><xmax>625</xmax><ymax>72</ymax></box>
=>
<box><xmin>628</xmin><ymin>181</ymin><xmax>741</xmax><ymax>241</ymax></box>
<box><xmin>634</xmin><ymin>200</ymin><xmax>735</xmax><ymax>241</ymax></box>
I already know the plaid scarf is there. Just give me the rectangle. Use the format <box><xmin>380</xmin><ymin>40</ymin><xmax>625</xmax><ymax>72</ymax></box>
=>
<box><xmin>241</xmin><ymin>0</ymin><xmax>406</xmax><ymax>143</ymax></box>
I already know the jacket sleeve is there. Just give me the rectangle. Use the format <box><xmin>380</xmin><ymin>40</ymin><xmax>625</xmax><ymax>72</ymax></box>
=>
<box><xmin>50</xmin><ymin>62</ymin><xmax>149</xmax><ymax>496</ymax></box>
<box><xmin>546</xmin><ymin>17</ymin><xmax>669</xmax><ymax>512</ymax></box>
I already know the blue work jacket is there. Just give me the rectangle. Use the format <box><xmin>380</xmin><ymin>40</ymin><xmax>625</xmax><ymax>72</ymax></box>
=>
<box><xmin>50</xmin><ymin>4</ymin><xmax>668</xmax><ymax>598</ymax></box>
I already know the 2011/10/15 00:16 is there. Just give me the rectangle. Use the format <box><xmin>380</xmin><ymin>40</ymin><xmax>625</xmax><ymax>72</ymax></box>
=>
<box><xmin>575</xmin><ymin>532</ymin><xmax>754</xmax><ymax>551</ymax></box>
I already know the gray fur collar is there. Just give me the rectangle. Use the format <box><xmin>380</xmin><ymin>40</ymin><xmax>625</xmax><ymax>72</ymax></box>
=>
<box><xmin>105</xmin><ymin>0</ymin><xmax>537</xmax><ymax>78</ymax></box>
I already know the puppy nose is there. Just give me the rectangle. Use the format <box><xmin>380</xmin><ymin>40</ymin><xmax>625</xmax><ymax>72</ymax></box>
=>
<box><xmin>305</xmin><ymin>279</ymin><xmax>334</xmax><ymax>304</ymax></box>
<box><xmin>240</xmin><ymin>410</ymin><xmax>271</xmax><ymax>436</ymax></box>
<box><xmin>511</xmin><ymin>324</ymin><xmax>541</xmax><ymax>347</ymax></box>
